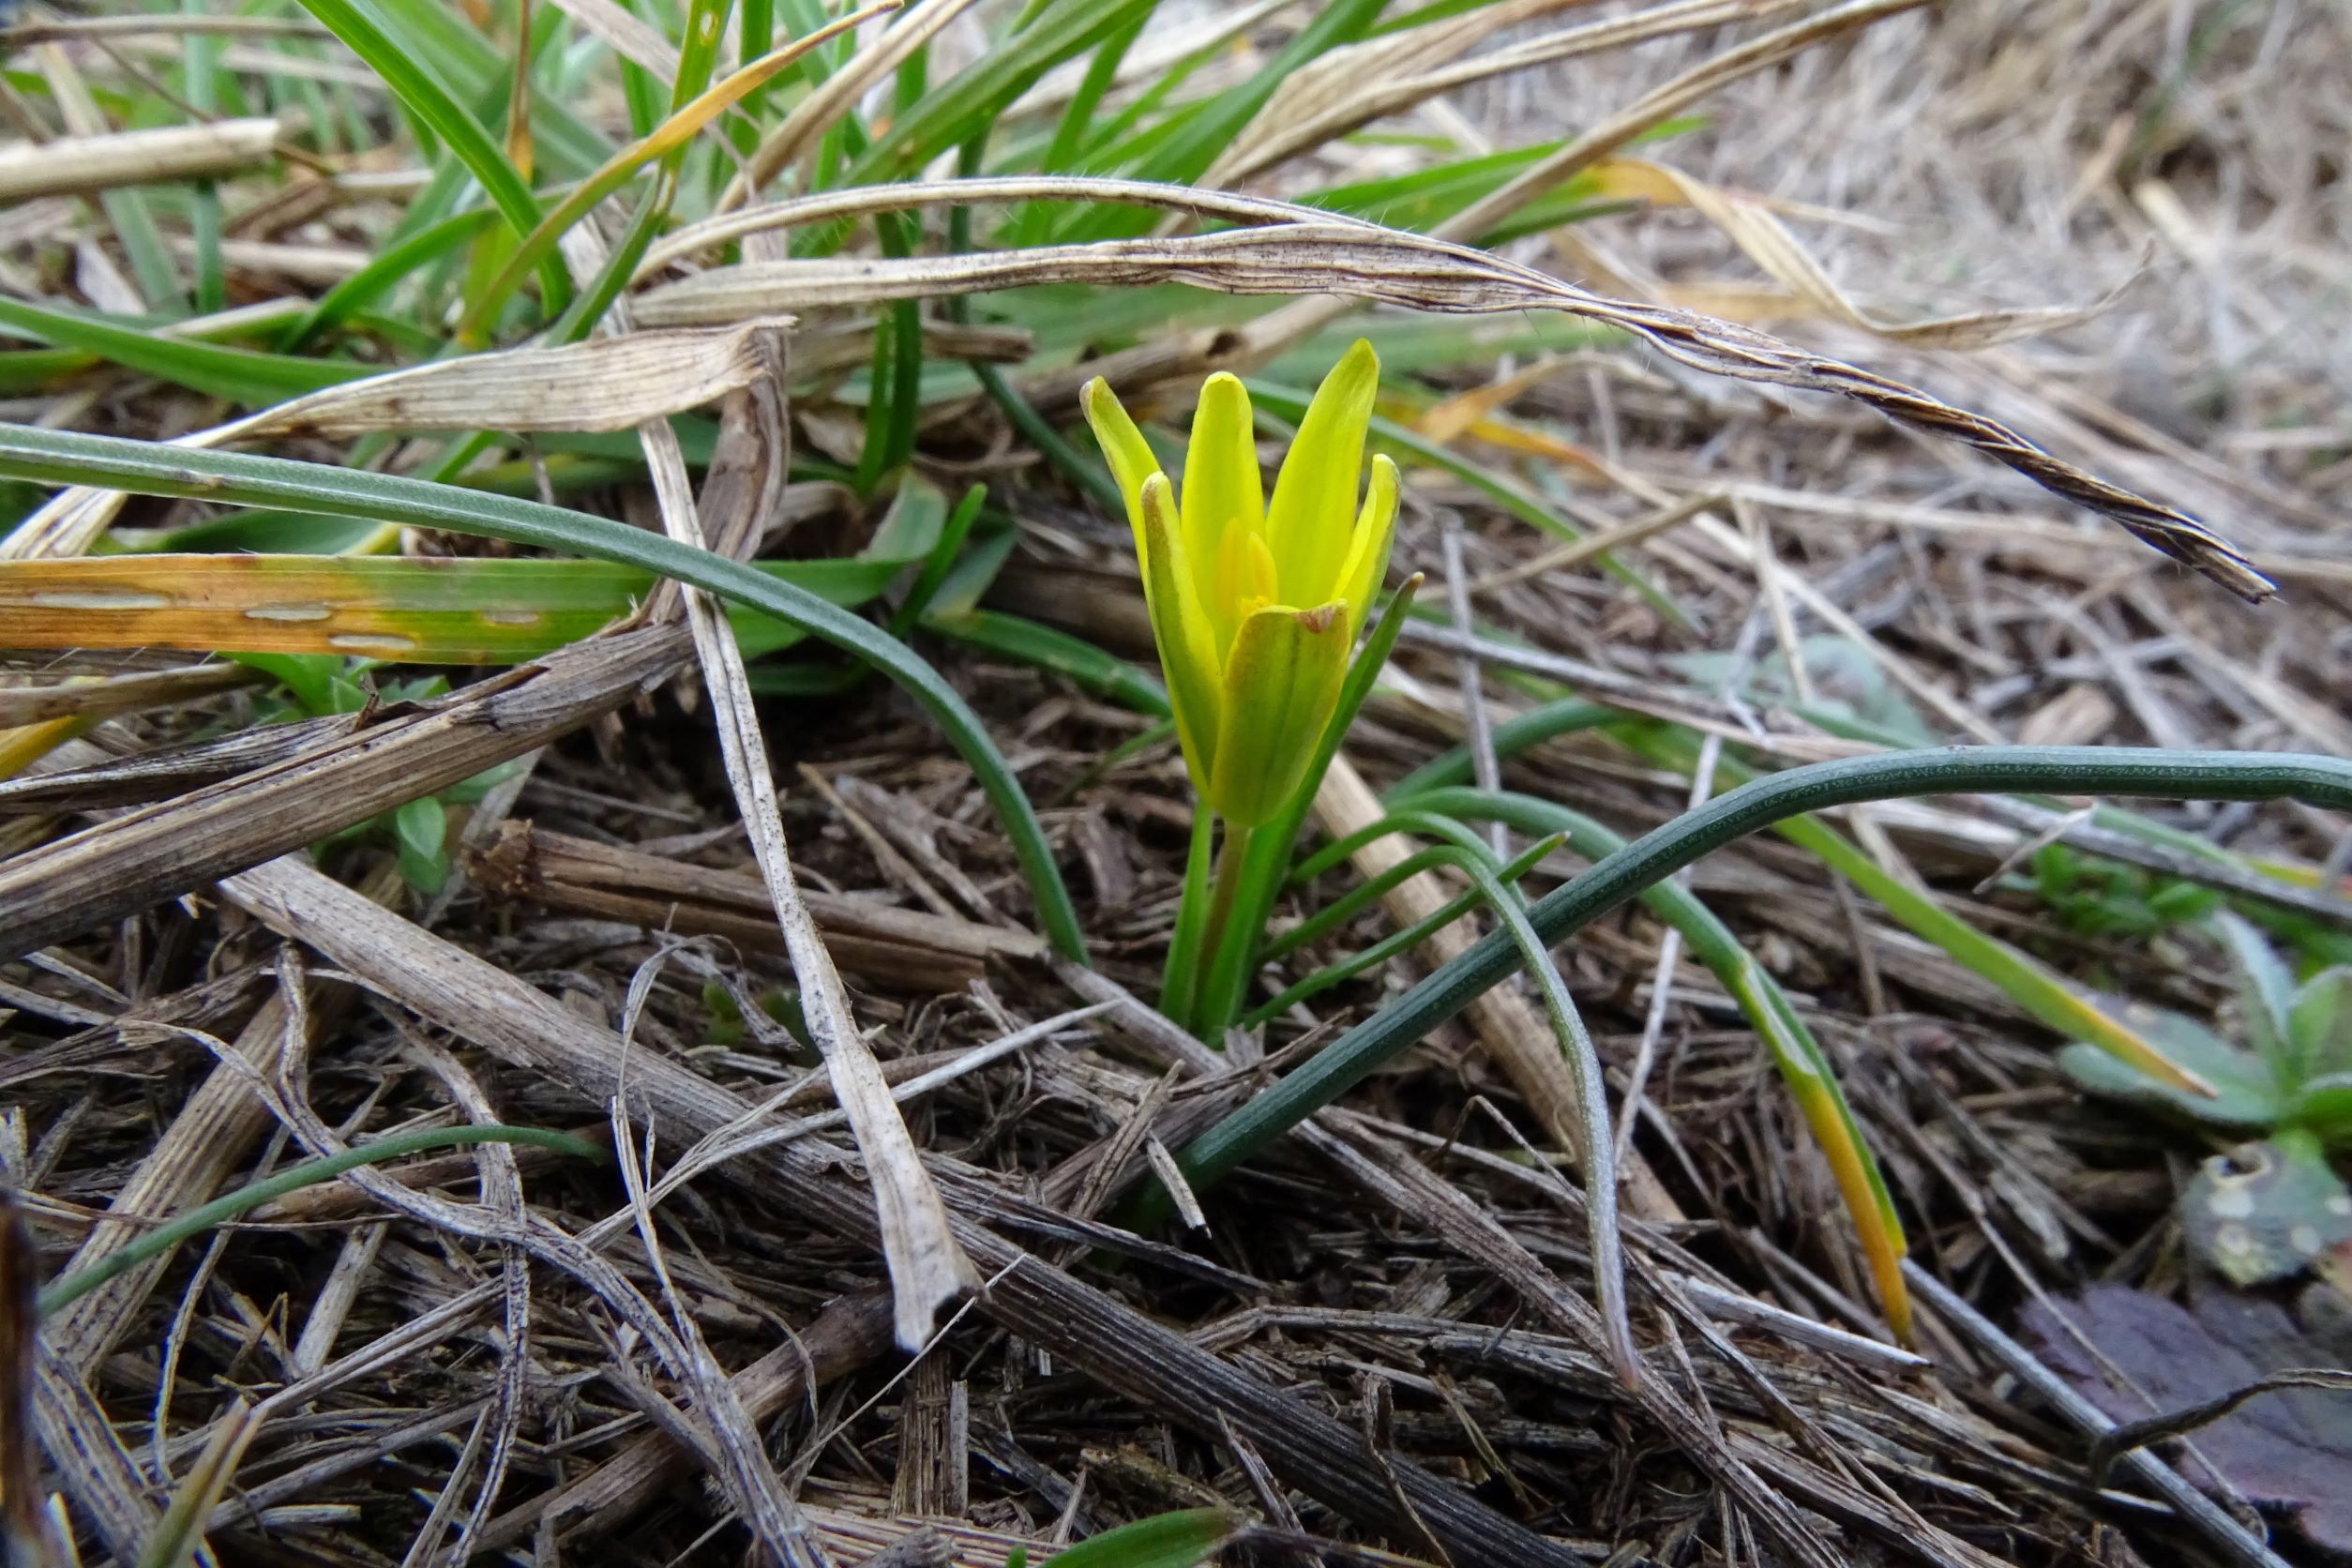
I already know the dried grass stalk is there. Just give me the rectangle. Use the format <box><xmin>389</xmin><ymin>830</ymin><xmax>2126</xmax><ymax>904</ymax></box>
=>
<box><xmin>0</xmin><ymin>118</ymin><xmax>279</xmax><ymax>201</ymax></box>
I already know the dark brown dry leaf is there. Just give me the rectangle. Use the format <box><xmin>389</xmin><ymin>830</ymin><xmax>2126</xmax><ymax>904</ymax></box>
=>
<box><xmin>2024</xmin><ymin>1285</ymin><xmax>2352</xmax><ymax>1557</ymax></box>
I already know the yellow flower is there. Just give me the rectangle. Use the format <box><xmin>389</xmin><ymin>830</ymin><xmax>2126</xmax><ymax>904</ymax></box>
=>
<box><xmin>1083</xmin><ymin>341</ymin><xmax>1399</xmax><ymax>825</ymax></box>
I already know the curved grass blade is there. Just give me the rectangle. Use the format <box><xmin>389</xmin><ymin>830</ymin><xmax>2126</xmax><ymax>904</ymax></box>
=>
<box><xmin>38</xmin><ymin>1124</ymin><xmax>602</xmax><ymax>1318</ymax></box>
<box><xmin>0</xmin><ymin>422</ymin><xmax>1089</xmax><ymax>962</ymax></box>
<box><xmin>921</xmin><ymin>609</ymin><xmax>1168</xmax><ymax>716</ymax></box>
<box><xmin>1384</xmin><ymin>695</ymin><xmax>1620</xmax><ymax>802</ymax></box>
<box><xmin>1257</xmin><ymin>833</ymin><xmax>1562</xmax><ymax>971</ymax></box>
<box><xmin>1626</xmin><ymin>730</ymin><xmax>2211</xmax><ymax>1101</ymax></box>
<box><xmin>1171</xmin><ymin>746</ymin><xmax>2352</xmax><ymax>1200</ymax></box>
<box><xmin>294</xmin><ymin>0</ymin><xmax>571</xmax><ymax>316</ymax></box>
<box><xmin>1400</xmin><ymin>785</ymin><xmax>1911</xmax><ymax>1340</ymax></box>
<box><xmin>460</xmin><ymin>2</ymin><xmax>896</xmax><ymax>341</ymax></box>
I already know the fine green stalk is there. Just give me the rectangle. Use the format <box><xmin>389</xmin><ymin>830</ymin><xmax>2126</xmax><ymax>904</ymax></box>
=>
<box><xmin>1288</xmin><ymin>809</ymin><xmax>1509</xmax><ymax>883</ymax></box>
<box><xmin>1255</xmin><ymin>833</ymin><xmax>1563</xmax><ymax>974</ymax></box>
<box><xmin>0</xmin><ymin>424</ymin><xmax>1089</xmax><ymax>962</ymax></box>
<box><xmin>1186</xmin><ymin>580</ymin><xmax>1425</xmax><ymax>1035</ymax></box>
<box><xmin>39</xmin><ymin>1124</ymin><xmax>603</xmax><ymax>1318</ymax></box>
<box><xmin>1161</xmin><ymin>808</ymin><xmax>1218</xmax><ymax>1031</ymax></box>
<box><xmin>1453</xmin><ymin>849</ymin><xmax>1634</xmax><ymax>1385</ymax></box>
<box><xmin>1396</xmin><ymin>786</ymin><xmax>1911</xmax><ymax>1338</ymax></box>
<box><xmin>1170</xmin><ymin>746</ymin><xmax>2352</xmax><ymax>1199</ymax></box>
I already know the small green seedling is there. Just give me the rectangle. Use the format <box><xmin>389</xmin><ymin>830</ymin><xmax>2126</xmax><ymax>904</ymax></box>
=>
<box><xmin>2028</xmin><ymin>842</ymin><xmax>2222</xmax><ymax>944</ymax></box>
<box><xmin>2062</xmin><ymin>912</ymin><xmax>2352</xmax><ymax>1284</ymax></box>
<box><xmin>236</xmin><ymin>652</ymin><xmax>517</xmax><ymax>894</ymax></box>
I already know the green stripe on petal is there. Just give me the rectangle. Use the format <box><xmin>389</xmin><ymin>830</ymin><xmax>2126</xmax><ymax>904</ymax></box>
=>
<box><xmin>1083</xmin><ymin>376</ymin><xmax>1163</xmax><ymax>562</ymax></box>
<box><xmin>1207</xmin><ymin>600</ymin><xmax>1351</xmax><ymax>826</ymax></box>
<box><xmin>1139</xmin><ymin>474</ymin><xmax>1225</xmax><ymax>797</ymax></box>
<box><xmin>1181</xmin><ymin>372</ymin><xmax>1265</xmax><ymax>657</ymax></box>
<box><xmin>1335</xmin><ymin>453</ymin><xmax>1399</xmax><ymax>641</ymax></box>
<box><xmin>1264</xmin><ymin>339</ymin><xmax>1378</xmax><ymax>607</ymax></box>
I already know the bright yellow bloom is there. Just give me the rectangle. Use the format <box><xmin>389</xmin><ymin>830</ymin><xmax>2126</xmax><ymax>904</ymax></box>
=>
<box><xmin>1084</xmin><ymin>341</ymin><xmax>1399</xmax><ymax>825</ymax></box>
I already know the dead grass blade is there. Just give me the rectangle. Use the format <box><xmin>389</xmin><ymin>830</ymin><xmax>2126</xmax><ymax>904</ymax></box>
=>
<box><xmin>1205</xmin><ymin>0</ymin><xmax>1798</xmax><ymax>189</ymax></box>
<box><xmin>635</xmin><ymin>384</ymin><xmax>977</xmax><ymax>1352</ymax></box>
<box><xmin>0</xmin><ymin>323</ymin><xmax>790</xmax><ymax>561</ymax></box>
<box><xmin>254</xmin><ymin>320</ymin><xmax>792</xmax><ymax>437</ymax></box>
<box><xmin>215</xmin><ymin>853</ymin><xmax>1588</xmax><ymax>1566</ymax></box>
<box><xmin>0</xmin><ymin>626</ymin><xmax>689</xmax><ymax>961</ymax></box>
<box><xmin>0</xmin><ymin>119</ymin><xmax>279</xmax><ymax>202</ymax></box>
<box><xmin>470</xmin><ymin>822</ymin><xmax>1047</xmax><ymax>990</ymax></box>
<box><xmin>1601</xmin><ymin>158</ymin><xmax>2135</xmax><ymax>349</ymax></box>
<box><xmin>637</xmin><ymin>209</ymin><xmax>2266</xmax><ymax>599</ymax></box>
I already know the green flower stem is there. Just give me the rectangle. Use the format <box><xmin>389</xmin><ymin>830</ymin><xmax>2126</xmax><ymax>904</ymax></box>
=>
<box><xmin>1190</xmin><ymin>819</ymin><xmax>1292</xmax><ymax>1040</ymax></box>
<box><xmin>1188</xmin><ymin>820</ymin><xmax>1261</xmax><ymax>1040</ymax></box>
<box><xmin>1248</xmin><ymin>834</ymin><xmax>1564</xmax><ymax>1012</ymax></box>
<box><xmin>1172</xmin><ymin>746</ymin><xmax>2352</xmax><ymax>1198</ymax></box>
<box><xmin>39</xmin><ymin>1124</ymin><xmax>603</xmax><ymax>1318</ymax></box>
<box><xmin>0</xmin><ymin>424</ymin><xmax>1088</xmax><ymax>963</ymax></box>
<box><xmin>1138</xmin><ymin>822</ymin><xmax>1636</xmax><ymax>1385</ymax></box>
<box><xmin>1383</xmin><ymin>696</ymin><xmax>1620</xmax><ymax>803</ymax></box>
<box><xmin>1397</xmin><ymin>786</ymin><xmax>1910</xmax><ymax>1338</ymax></box>
<box><xmin>1160</xmin><ymin>807</ymin><xmax>1217</xmax><ymax>1032</ymax></box>
<box><xmin>1288</xmin><ymin>809</ymin><xmax>1504</xmax><ymax>884</ymax></box>
<box><xmin>1184</xmin><ymin>580</ymin><xmax>1425</xmax><ymax>1035</ymax></box>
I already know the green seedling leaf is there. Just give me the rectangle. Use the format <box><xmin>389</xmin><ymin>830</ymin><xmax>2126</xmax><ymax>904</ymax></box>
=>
<box><xmin>2219</xmin><ymin>909</ymin><xmax>2300</xmax><ymax>1073</ymax></box>
<box><xmin>2182</xmin><ymin>1134</ymin><xmax>2352</xmax><ymax>1287</ymax></box>
<box><xmin>2292</xmin><ymin>969</ymin><xmax>2352</xmax><ymax>1080</ymax></box>
<box><xmin>394</xmin><ymin>794</ymin><xmax>445</xmax><ymax>865</ymax></box>
<box><xmin>1045</xmin><ymin>1509</ymin><xmax>1230</xmax><ymax>1568</ymax></box>
<box><xmin>2058</xmin><ymin>1003</ymin><xmax>2283</xmax><ymax>1131</ymax></box>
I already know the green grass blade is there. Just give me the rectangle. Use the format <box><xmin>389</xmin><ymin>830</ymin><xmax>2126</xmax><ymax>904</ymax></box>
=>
<box><xmin>0</xmin><ymin>295</ymin><xmax>360</xmax><ymax>405</ymax></box>
<box><xmin>841</xmin><ymin>0</ymin><xmax>1157</xmax><ymax>189</ymax></box>
<box><xmin>294</xmin><ymin>0</ymin><xmax>572</xmax><ymax>317</ymax></box>
<box><xmin>38</xmin><ymin>1124</ymin><xmax>602</xmax><ymax>1318</ymax></box>
<box><xmin>0</xmin><ymin>423</ymin><xmax>1088</xmax><ymax>962</ymax></box>
<box><xmin>920</xmin><ymin>608</ymin><xmax>1169</xmax><ymax>715</ymax></box>
<box><xmin>285</xmin><ymin>208</ymin><xmax>496</xmax><ymax>353</ymax></box>
<box><xmin>1400</xmin><ymin>785</ymin><xmax>1910</xmax><ymax>1340</ymax></box>
<box><xmin>1171</xmin><ymin>746</ymin><xmax>2352</xmax><ymax>1199</ymax></box>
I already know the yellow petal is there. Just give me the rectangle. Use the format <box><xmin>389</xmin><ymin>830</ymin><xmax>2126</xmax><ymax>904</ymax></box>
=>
<box><xmin>1334</xmin><ymin>452</ymin><xmax>1399</xmax><ymax>639</ymax></box>
<box><xmin>1206</xmin><ymin>600</ymin><xmax>1351</xmax><ymax>826</ymax></box>
<box><xmin>1181</xmin><ymin>372</ymin><xmax>1264</xmax><ymax>654</ymax></box>
<box><xmin>1082</xmin><ymin>376</ymin><xmax>1162</xmax><ymax>562</ymax></box>
<box><xmin>1264</xmin><ymin>339</ymin><xmax>1377</xmax><ymax>607</ymax></box>
<box><xmin>1138</xmin><ymin>474</ymin><xmax>1224</xmax><ymax>796</ymax></box>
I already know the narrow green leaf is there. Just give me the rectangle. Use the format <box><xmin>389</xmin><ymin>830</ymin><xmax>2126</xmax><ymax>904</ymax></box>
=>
<box><xmin>1045</xmin><ymin>1509</ymin><xmax>1229</xmax><ymax>1568</ymax></box>
<box><xmin>294</xmin><ymin>0</ymin><xmax>572</xmax><ymax>316</ymax></box>
<box><xmin>0</xmin><ymin>423</ymin><xmax>1087</xmax><ymax>962</ymax></box>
